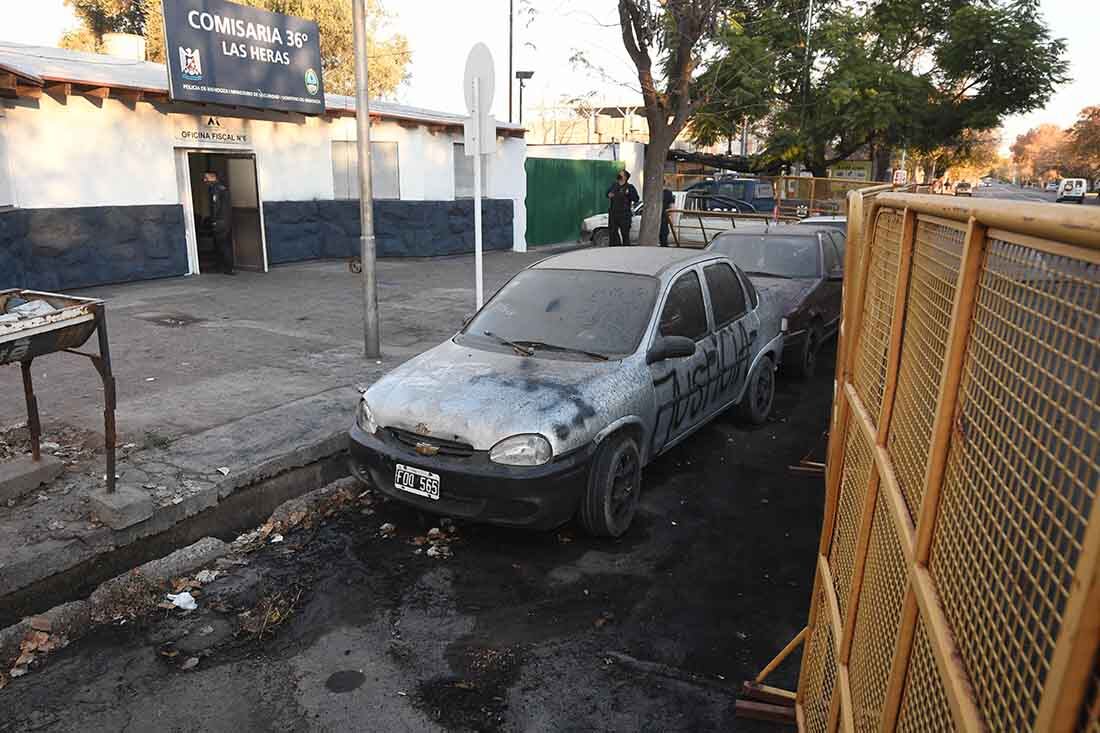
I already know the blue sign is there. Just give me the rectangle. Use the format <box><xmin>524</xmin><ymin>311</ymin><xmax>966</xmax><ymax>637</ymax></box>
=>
<box><xmin>163</xmin><ymin>0</ymin><xmax>325</xmax><ymax>115</ymax></box>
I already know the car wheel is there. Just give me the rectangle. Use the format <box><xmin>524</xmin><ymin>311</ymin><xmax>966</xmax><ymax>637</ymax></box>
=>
<box><xmin>579</xmin><ymin>433</ymin><xmax>641</xmax><ymax>537</ymax></box>
<box><xmin>740</xmin><ymin>356</ymin><xmax>775</xmax><ymax>425</ymax></box>
<box><xmin>790</xmin><ymin>325</ymin><xmax>822</xmax><ymax>379</ymax></box>
<box><xmin>592</xmin><ymin>228</ymin><xmax>610</xmax><ymax>247</ymax></box>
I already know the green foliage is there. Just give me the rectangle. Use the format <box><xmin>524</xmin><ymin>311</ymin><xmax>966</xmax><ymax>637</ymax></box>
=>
<box><xmin>695</xmin><ymin>0</ymin><xmax>1068</xmax><ymax>176</ymax></box>
<box><xmin>60</xmin><ymin>0</ymin><xmax>409</xmax><ymax>97</ymax></box>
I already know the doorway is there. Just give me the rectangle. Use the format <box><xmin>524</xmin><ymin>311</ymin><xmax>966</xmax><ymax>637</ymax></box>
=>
<box><xmin>186</xmin><ymin>152</ymin><xmax>267</xmax><ymax>273</ymax></box>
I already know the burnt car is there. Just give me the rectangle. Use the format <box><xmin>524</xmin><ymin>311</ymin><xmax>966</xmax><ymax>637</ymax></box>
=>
<box><xmin>349</xmin><ymin>248</ymin><xmax>785</xmax><ymax>537</ymax></box>
<box><xmin>706</xmin><ymin>227</ymin><xmax>845</xmax><ymax>378</ymax></box>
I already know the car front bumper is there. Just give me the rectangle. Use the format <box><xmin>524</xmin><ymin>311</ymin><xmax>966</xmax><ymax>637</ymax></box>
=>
<box><xmin>348</xmin><ymin>425</ymin><xmax>594</xmax><ymax>530</ymax></box>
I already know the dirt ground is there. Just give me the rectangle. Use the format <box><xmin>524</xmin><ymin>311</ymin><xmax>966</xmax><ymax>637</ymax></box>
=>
<box><xmin>0</xmin><ymin>345</ymin><xmax>835</xmax><ymax>733</ymax></box>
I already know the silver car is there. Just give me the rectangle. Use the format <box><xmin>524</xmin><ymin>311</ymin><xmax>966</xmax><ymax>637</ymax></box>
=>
<box><xmin>348</xmin><ymin>248</ymin><xmax>785</xmax><ymax>537</ymax></box>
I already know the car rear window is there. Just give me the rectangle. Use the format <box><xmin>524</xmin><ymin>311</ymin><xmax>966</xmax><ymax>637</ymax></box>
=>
<box><xmin>704</xmin><ymin>263</ymin><xmax>747</xmax><ymax>327</ymax></box>
<box><xmin>462</xmin><ymin>269</ymin><xmax>658</xmax><ymax>358</ymax></box>
<box><xmin>708</xmin><ymin>234</ymin><xmax>821</xmax><ymax>279</ymax></box>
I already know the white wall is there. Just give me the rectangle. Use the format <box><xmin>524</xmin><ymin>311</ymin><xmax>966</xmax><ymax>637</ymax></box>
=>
<box><xmin>0</xmin><ymin>108</ymin><xmax>14</xmax><ymax>208</ymax></box>
<box><xmin>5</xmin><ymin>95</ymin><xmax>527</xmax><ymax>250</ymax></box>
<box><xmin>335</xmin><ymin>118</ymin><xmax>527</xmax><ymax>251</ymax></box>
<box><xmin>2</xmin><ymin>95</ymin><xmax>334</xmax><ymax>208</ymax></box>
<box><xmin>526</xmin><ymin>143</ymin><xmax>618</xmax><ymax>161</ymax></box>
<box><xmin>488</xmin><ymin>136</ymin><xmax>528</xmax><ymax>253</ymax></box>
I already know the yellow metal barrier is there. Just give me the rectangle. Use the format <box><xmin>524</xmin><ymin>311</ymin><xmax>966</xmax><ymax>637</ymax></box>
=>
<box><xmin>795</xmin><ymin>191</ymin><xmax>1100</xmax><ymax>732</ymax></box>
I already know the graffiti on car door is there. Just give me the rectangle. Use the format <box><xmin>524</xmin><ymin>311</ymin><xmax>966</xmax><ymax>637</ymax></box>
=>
<box><xmin>649</xmin><ymin>319</ymin><xmax>753</xmax><ymax>455</ymax></box>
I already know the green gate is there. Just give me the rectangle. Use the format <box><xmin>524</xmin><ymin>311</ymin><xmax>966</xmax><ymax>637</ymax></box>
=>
<box><xmin>525</xmin><ymin>158</ymin><xmax>622</xmax><ymax>246</ymax></box>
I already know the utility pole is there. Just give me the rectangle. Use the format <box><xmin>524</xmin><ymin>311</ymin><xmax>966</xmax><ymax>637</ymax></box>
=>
<box><xmin>508</xmin><ymin>0</ymin><xmax>514</xmax><ymax>123</ymax></box>
<box><xmin>352</xmin><ymin>0</ymin><xmax>380</xmax><ymax>358</ymax></box>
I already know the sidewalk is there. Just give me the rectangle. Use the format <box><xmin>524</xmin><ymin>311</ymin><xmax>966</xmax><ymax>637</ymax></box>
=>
<box><xmin>0</xmin><ymin>244</ymin><xmax>582</xmax><ymax>623</ymax></box>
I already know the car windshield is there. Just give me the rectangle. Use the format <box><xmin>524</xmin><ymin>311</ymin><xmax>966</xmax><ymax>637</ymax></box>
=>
<box><xmin>462</xmin><ymin>269</ymin><xmax>658</xmax><ymax>358</ymax></box>
<box><xmin>708</xmin><ymin>235</ymin><xmax>821</xmax><ymax>278</ymax></box>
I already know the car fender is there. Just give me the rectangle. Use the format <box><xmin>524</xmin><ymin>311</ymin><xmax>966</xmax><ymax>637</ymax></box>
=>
<box><xmin>734</xmin><ymin>332</ymin><xmax>784</xmax><ymax>404</ymax></box>
<box><xmin>593</xmin><ymin>415</ymin><xmax>647</xmax><ymax>450</ymax></box>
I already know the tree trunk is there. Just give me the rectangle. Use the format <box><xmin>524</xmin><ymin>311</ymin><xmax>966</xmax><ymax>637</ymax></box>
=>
<box><xmin>872</xmin><ymin>145</ymin><xmax>892</xmax><ymax>182</ymax></box>
<box><xmin>638</xmin><ymin>133</ymin><xmax>671</xmax><ymax>245</ymax></box>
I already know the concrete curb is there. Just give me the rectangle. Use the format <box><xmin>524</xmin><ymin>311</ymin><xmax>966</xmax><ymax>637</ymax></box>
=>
<box><xmin>0</xmin><ymin>477</ymin><xmax>366</xmax><ymax>682</ymax></box>
<box><xmin>0</xmin><ymin>537</ymin><xmax>229</xmax><ymax>675</ymax></box>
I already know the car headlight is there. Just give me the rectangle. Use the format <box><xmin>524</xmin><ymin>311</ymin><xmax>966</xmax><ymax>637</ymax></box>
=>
<box><xmin>489</xmin><ymin>434</ymin><xmax>552</xmax><ymax>466</ymax></box>
<box><xmin>356</xmin><ymin>398</ymin><xmax>378</xmax><ymax>434</ymax></box>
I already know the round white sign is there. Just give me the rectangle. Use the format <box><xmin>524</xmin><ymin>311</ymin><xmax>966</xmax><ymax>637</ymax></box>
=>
<box><xmin>463</xmin><ymin>42</ymin><xmax>495</xmax><ymax>115</ymax></box>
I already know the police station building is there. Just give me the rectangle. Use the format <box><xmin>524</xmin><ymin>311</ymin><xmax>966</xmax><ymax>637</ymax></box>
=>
<box><xmin>0</xmin><ymin>8</ymin><xmax>527</xmax><ymax>291</ymax></box>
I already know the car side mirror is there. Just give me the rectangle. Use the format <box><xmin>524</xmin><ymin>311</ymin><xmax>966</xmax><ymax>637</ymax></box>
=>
<box><xmin>646</xmin><ymin>335</ymin><xmax>697</xmax><ymax>364</ymax></box>
<box><xmin>828</xmin><ymin>265</ymin><xmax>844</xmax><ymax>281</ymax></box>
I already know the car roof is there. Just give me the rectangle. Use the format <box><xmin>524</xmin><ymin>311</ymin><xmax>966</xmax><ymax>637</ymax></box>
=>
<box><xmin>710</xmin><ymin>227</ymin><xmax>821</xmax><ymax>242</ymax></box>
<box><xmin>532</xmin><ymin>246</ymin><xmax>723</xmax><ymax>277</ymax></box>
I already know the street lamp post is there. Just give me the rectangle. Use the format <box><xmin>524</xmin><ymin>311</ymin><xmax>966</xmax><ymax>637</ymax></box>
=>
<box><xmin>515</xmin><ymin>70</ymin><xmax>533</xmax><ymax>125</ymax></box>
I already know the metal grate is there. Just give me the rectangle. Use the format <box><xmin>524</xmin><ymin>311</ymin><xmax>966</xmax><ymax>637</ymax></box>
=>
<box><xmin>848</xmin><ymin>490</ymin><xmax>910</xmax><ymax>732</ymax></box>
<box><xmin>896</xmin><ymin>618</ymin><xmax>956</xmax><ymax>733</ymax></box>
<box><xmin>853</xmin><ymin>210</ymin><xmax>903</xmax><ymax>420</ymax></box>
<box><xmin>388</xmin><ymin>427</ymin><xmax>475</xmax><ymax>457</ymax></box>
<box><xmin>828</xmin><ymin>414</ymin><xmax>875</xmax><ymax>624</ymax></box>
<box><xmin>929</xmin><ymin>238</ymin><xmax>1100</xmax><ymax>731</ymax></box>
<box><xmin>803</xmin><ymin>587</ymin><xmax>839</xmax><ymax>733</ymax></box>
<box><xmin>886</xmin><ymin>219</ymin><xmax>963</xmax><ymax>520</ymax></box>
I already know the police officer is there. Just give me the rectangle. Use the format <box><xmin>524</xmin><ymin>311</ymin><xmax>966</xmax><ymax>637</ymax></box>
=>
<box><xmin>204</xmin><ymin>171</ymin><xmax>235</xmax><ymax>275</ymax></box>
<box><xmin>606</xmin><ymin>170</ymin><xmax>640</xmax><ymax>246</ymax></box>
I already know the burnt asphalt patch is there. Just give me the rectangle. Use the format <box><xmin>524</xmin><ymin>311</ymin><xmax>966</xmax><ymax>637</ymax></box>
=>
<box><xmin>0</xmin><ymin>346</ymin><xmax>834</xmax><ymax>732</ymax></box>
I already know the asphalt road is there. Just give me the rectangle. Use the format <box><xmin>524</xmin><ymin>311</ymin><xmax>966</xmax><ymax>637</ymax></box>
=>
<box><xmin>969</xmin><ymin>181</ymin><xmax>1099</xmax><ymax>205</ymax></box>
<box><xmin>0</xmin><ymin>350</ymin><xmax>836</xmax><ymax>732</ymax></box>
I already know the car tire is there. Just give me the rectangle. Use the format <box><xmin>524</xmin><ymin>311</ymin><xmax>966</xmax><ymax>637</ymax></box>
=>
<box><xmin>592</xmin><ymin>228</ymin><xmax>610</xmax><ymax>247</ymax></box>
<box><xmin>740</xmin><ymin>355</ymin><xmax>775</xmax><ymax>425</ymax></box>
<box><xmin>790</xmin><ymin>324</ymin><xmax>822</xmax><ymax>379</ymax></box>
<box><xmin>579</xmin><ymin>433</ymin><xmax>641</xmax><ymax>538</ymax></box>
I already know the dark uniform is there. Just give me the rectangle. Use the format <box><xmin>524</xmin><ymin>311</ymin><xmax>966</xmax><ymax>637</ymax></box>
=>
<box><xmin>659</xmin><ymin>188</ymin><xmax>675</xmax><ymax>246</ymax></box>
<box><xmin>607</xmin><ymin>178</ymin><xmax>640</xmax><ymax>246</ymax></box>
<box><xmin>207</xmin><ymin>179</ymin><xmax>234</xmax><ymax>274</ymax></box>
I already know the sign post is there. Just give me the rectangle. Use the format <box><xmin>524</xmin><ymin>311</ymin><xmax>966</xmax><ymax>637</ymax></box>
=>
<box><xmin>463</xmin><ymin>43</ymin><xmax>496</xmax><ymax>310</ymax></box>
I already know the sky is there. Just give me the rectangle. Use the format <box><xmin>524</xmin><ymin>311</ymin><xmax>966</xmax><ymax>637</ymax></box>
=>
<box><xmin>3</xmin><ymin>0</ymin><xmax>1097</xmax><ymax>152</ymax></box>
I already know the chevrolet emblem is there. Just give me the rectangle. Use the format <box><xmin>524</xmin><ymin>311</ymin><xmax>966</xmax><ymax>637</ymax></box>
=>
<box><xmin>415</xmin><ymin>442</ymin><xmax>440</xmax><ymax>456</ymax></box>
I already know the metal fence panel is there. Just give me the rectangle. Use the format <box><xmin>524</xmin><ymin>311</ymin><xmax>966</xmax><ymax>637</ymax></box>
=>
<box><xmin>796</xmin><ymin>191</ymin><xmax>1100</xmax><ymax>733</ymax></box>
<box><xmin>524</xmin><ymin>158</ymin><xmax>622</xmax><ymax>245</ymax></box>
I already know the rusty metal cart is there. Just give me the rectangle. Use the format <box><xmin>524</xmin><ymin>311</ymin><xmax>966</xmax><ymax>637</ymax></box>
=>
<box><xmin>0</xmin><ymin>289</ymin><xmax>116</xmax><ymax>492</ymax></box>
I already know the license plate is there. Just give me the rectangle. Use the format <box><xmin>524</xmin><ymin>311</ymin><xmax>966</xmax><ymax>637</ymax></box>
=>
<box><xmin>394</xmin><ymin>463</ymin><xmax>440</xmax><ymax>501</ymax></box>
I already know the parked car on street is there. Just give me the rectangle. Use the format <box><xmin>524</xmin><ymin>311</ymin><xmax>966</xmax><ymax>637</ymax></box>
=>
<box><xmin>686</xmin><ymin>177</ymin><xmax>777</xmax><ymax>213</ymax></box>
<box><xmin>954</xmin><ymin>181</ymin><xmax>973</xmax><ymax>196</ymax></box>
<box><xmin>706</xmin><ymin>226</ymin><xmax>845</xmax><ymax>378</ymax></box>
<box><xmin>1045</xmin><ymin>181</ymin><xmax>1060</xmax><ymax>192</ymax></box>
<box><xmin>580</xmin><ymin>192</ymin><xmax>770</xmax><ymax>247</ymax></box>
<box><xmin>580</xmin><ymin>202</ymin><xmax>643</xmax><ymax>246</ymax></box>
<box><xmin>349</xmin><ymin>248</ymin><xmax>785</xmax><ymax>537</ymax></box>
<box><xmin>1057</xmin><ymin>178</ymin><xmax>1087</xmax><ymax>203</ymax></box>
<box><xmin>796</xmin><ymin>215</ymin><xmax>848</xmax><ymax>237</ymax></box>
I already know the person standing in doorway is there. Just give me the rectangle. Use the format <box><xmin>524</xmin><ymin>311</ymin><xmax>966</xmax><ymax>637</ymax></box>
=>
<box><xmin>606</xmin><ymin>170</ymin><xmax>640</xmax><ymax>246</ymax></box>
<box><xmin>659</xmin><ymin>187</ymin><xmax>675</xmax><ymax>246</ymax></box>
<box><xmin>204</xmin><ymin>171</ymin><xmax>235</xmax><ymax>275</ymax></box>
